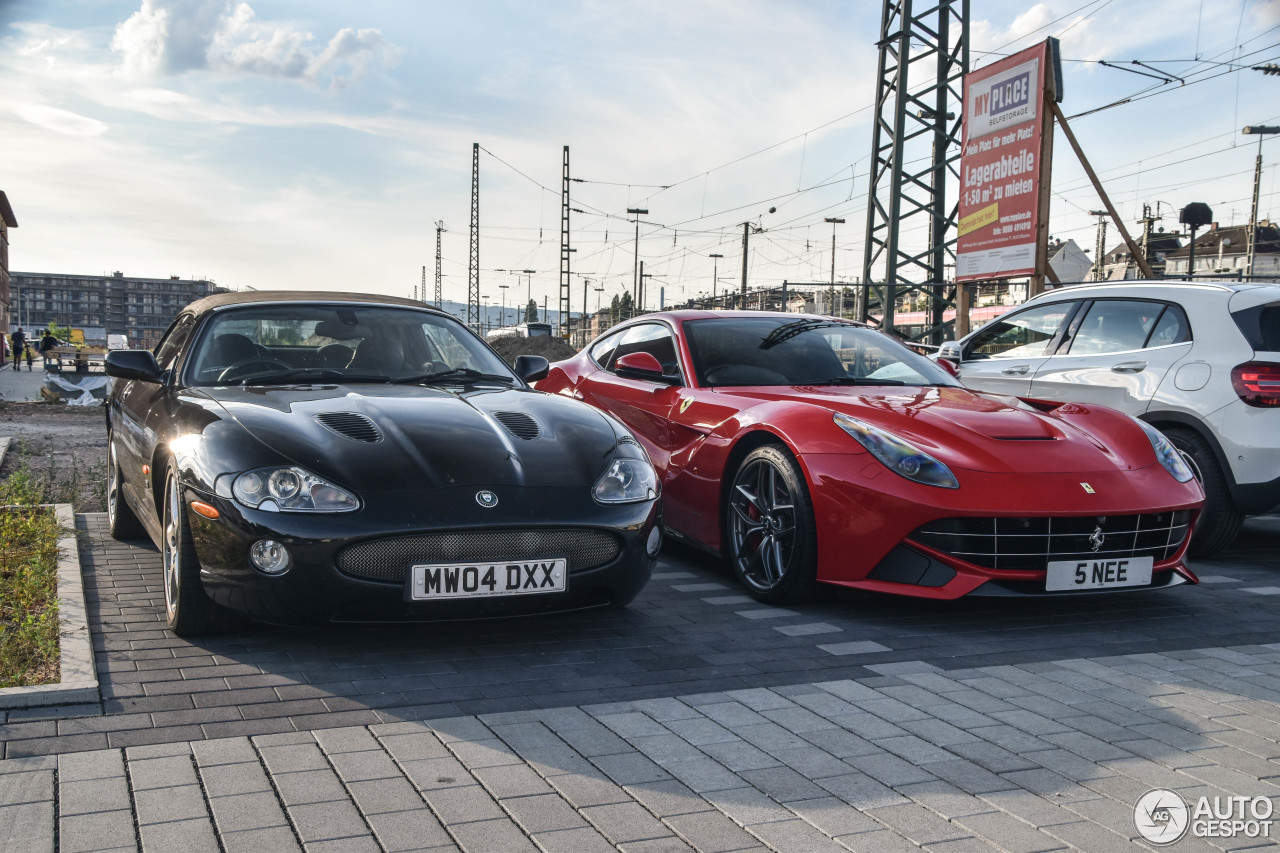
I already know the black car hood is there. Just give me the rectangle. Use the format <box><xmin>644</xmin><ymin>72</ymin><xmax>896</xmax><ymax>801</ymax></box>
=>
<box><xmin>195</xmin><ymin>383</ymin><xmax>620</xmax><ymax>492</ymax></box>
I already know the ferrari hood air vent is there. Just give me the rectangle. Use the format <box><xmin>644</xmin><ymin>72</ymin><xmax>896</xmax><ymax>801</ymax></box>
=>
<box><xmin>493</xmin><ymin>411</ymin><xmax>540</xmax><ymax>440</ymax></box>
<box><xmin>314</xmin><ymin>412</ymin><xmax>382</xmax><ymax>443</ymax></box>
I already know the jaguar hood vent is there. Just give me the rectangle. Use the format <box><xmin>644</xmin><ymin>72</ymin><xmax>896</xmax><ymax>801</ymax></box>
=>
<box><xmin>314</xmin><ymin>412</ymin><xmax>382</xmax><ymax>443</ymax></box>
<box><xmin>493</xmin><ymin>410</ymin><xmax>540</xmax><ymax>440</ymax></box>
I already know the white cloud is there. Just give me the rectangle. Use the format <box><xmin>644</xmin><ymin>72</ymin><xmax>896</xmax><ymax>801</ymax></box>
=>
<box><xmin>1256</xmin><ymin>0</ymin><xmax>1280</xmax><ymax>27</ymax></box>
<box><xmin>113</xmin><ymin>0</ymin><xmax>231</xmax><ymax>76</ymax></box>
<box><xmin>111</xmin><ymin>0</ymin><xmax>392</xmax><ymax>86</ymax></box>
<box><xmin>14</xmin><ymin>103</ymin><xmax>109</xmax><ymax>136</ymax></box>
<box><xmin>971</xmin><ymin>2</ymin><xmax>1115</xmax><ymax>62</ymax></box>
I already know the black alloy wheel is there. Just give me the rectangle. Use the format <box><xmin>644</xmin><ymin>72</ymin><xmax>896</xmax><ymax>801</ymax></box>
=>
<box><xmin>1165</xmin><ymin>427</ymin><xmax>1245</xmax><ymax>557</ymax></box>
<box><xmin>106</xmin><ymin>437</ymin><xmax>146</xmax><ymax>540</ymax></box>
<box><xmin>162</xmin><ymin>462</ymin><xmax>220</xmax><ymax>635</ymax></box>
<box><xmin>726</xmin><ymin>444</ymin><xmax>818</xmax><ymax>604</ymax></box>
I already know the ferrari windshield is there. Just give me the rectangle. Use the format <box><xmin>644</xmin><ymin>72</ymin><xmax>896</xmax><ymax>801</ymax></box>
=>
<box><xmin>684</xmin><ymin>317</ymin><xmax>961</xmax><ymax>388</ymax></box>
<box><xmin>186</xmin><ymin>303</ymin><xmax>516</xmax><ymax>387</ymax></box>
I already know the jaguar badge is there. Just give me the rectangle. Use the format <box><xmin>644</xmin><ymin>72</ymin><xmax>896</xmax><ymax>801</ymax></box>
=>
<box><xmin>475</xmin><ymin>490</ymin><xmax>499</xmax><ymax>508</ymax></box>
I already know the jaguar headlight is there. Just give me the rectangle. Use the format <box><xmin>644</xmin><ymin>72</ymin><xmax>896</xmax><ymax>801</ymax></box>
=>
<box><xmin>834</xmin><ymin>412</ymin><xmax>959</xmax><ymax>489</ymax></box>
<box><xmin>593</xmin><ymin>438</ymin><xmax>658</xmax><ymax>504</ymax></box>
<box><xmin>1136</xmin><ymin>420</ymin><xmax>1195</xmax><ymax>483</ymax></box>
<box><xmin>230</xmin><ymin>465</ymin><xmax>359</xmax><ymax>512</ymax></box>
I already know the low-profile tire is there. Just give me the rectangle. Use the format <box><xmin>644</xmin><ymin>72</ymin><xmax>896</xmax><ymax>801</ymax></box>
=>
<box><xmin>106</xmin><ymin>437</ymin><xmax>147</xmax><ymax>541</ymax></box>
<box><xmin>1165</xmin><ymin>427</ymin><xmax>1245</xmax><ymax>557</ymax></box>
<box><xmin>725</xmin><ymin>444</ymin><xmax>819</xmax><ymax>604</ymax></box>
<box><xmin>162</xmin><ymin>462</ymin><xmax>225</xmax><ymax>636</ymax></box>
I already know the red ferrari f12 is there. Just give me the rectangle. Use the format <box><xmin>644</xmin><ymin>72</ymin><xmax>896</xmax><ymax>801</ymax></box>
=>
<box><xmin>539</xmin><ymin>311</ymin><xmax>1204</xmax><ymax>603</ymax></box>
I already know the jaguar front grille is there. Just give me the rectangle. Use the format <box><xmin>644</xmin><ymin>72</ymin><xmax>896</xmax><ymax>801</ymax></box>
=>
<box><xmin>335</xmin><ymin>528</ymin><xmax>622</xmax><ymax>583</ymax></box>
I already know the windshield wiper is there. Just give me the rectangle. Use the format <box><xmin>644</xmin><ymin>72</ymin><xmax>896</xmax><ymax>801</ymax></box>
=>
<box><xmin>795</xmin><ymin>376</ymin><xmax>907</xmax><ymax>386</ymax></box>
<box><xmin>396</xmin><ymin>367</ymin><xmax>515</xmax><ymax>385</ymax></box>
<box><xmin>237</xmin><ymin>368</ymin><xmax>350</xmax><ymax>385</ymax></box>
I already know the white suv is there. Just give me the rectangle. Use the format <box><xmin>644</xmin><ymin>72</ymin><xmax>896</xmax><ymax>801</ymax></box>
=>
<box><xmin>941</xmin><ymin>280</ymin><xmax>1280</xmax><ymax>556</ymax></box>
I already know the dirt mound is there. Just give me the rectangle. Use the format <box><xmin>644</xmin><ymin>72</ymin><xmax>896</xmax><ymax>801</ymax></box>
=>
<box><xmin>488</xmin><ymin>334</ymin><xmax>578</xmax><ymax>365</ymax></box>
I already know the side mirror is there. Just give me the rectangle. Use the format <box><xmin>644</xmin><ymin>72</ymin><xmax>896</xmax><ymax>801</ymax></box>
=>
<box><xmin>937</xmin><ymin>341</ymin><xmax>962</xmax><ymax>362</ymax></box>
<box><xmin>615</xmin><ymin>351</ymin><xmax>669</xmax><ymax>382</ymax></box>
<box><xmin>513</xmin><ymin>355</ymin><xmax>549</xmax><ymax>383</ymax></box>
<box><xmin>935</xmin><ymin>357</ymin><xmax>959</xmax><ymax>378</ymax></box>
<box><xmin>105</xmin><ymin>350</ymin><xmax>164</xmax><ymax>383</ymax></box>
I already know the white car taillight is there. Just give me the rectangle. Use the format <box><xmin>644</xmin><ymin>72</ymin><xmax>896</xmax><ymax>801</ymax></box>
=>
<box><xmin>1231</xmin><ymin>362</ymin><xmax>1280</xmax><ymax>408</ymax></box>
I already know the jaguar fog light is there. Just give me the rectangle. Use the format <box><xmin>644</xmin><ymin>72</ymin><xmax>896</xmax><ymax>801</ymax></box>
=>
<box><xmin>250</xmin><ymin>539</ymin><xmax>291</xmax><ymax>575</ymax></box>
<box><xmin>646</xmin><ymin>525</ymin><xmax>662</xmax><ymax>558</ymax></box>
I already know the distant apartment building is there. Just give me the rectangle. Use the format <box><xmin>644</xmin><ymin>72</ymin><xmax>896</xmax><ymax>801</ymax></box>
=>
<box><xmin>10</xmin><ymin>271</ymin><xmax>227</xmax><ymax>348</ymax></box>
<box><xmin>0</xmin><ymin>192</ymin><xmax>16</xmax><ymax>339</ymax></box>
<box><xmin>1163</xmin><ymin>220</ymin><xmax>1280</xmax><ymax>280</ymax></box>
<box><xmin>1097</xmin><ymin>231</ymin><xmax>1184</xmax><ymax>280</ymax></box>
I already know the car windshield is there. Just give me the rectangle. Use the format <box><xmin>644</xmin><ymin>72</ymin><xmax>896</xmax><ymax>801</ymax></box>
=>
<box><xmin>187</xmin><ymin>303</ymin><xmax>517</xmax><ymax>387</ymax></box>
<box><xmin>684</xmin><ymin>317</ymin><xmax>960</xmax><ymax>388</ymax></box>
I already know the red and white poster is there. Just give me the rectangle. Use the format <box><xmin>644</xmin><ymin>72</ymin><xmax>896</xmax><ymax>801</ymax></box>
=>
<box><xmin>956</xmin><ymin>41</ymin><xmax>1052</xmax><ymax>282</ymax></box>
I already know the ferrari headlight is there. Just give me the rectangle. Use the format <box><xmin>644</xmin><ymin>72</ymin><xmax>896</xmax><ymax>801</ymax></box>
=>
<box><xmin>1136</xmin><ymin>420</ymin><xmax>1195</xmax><ymax>483</ymax></box>
<box><xmin>593</xmin><ymin>438</ymin><xmax>658</xmax><ymax>504</ymax></box>
<box><xmin>231</xmin><ymin>465</ymin><xmax>359</xmax><ymax>512</ymax></box>
<box><xmin>834</xmin><ymin>412</ymin><xmax>959</xmax><ymax>489</ymax></box>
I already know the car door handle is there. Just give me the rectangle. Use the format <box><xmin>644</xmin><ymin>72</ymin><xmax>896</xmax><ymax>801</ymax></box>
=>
<box><xmin>1000</xmin><ymin>365</ymin><xmax>1031</xmax><ymax>376</ymax></box>
<box><xmin>1111</xmin><ymin>361</ymin><xmax>1147</xmax><ymax>373</ymax></box>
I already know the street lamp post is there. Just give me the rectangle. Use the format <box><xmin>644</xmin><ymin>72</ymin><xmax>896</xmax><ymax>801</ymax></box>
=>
<box><xmin>498</xmin><ymin>284</ymin><xmax>509</xmax><ymax>329</ymax></box>
<box><xmin>580</xmin><ymin>277</ymin><xmax>593</xmax><ymax>348</ymax></box>
<box><xmin>709</xmin><ymin>253</ymin><xmax>723</xmax><ymax>307</ymax></box>
<box><xmin>1243</xmin><ymin>125</ymin><xmax>1280</xmax><ymax>278</ymax></box>
<box><xmin>740</xmin><ymin>208</ymin><xmax>774</xmax><ymax>304</ymax></box>
<box><xmin>522</xmin><ymin>270</ymin><xmax>536</xmax><ymax>312</ymax></box>
<box><xmin>824</xmin><ymin>217</ymin><xmax>845</xmax><ymax>316</ymax></box>
<box><xmin>627</xmin><ymin>208</ymin><xmax>648</xmax><ymax>319</ymax></box>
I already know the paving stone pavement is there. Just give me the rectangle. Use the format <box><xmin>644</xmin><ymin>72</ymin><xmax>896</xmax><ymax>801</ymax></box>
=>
<box><xmin>1</xmin><ymin>513</ymin><xmax>1278</xmax><ymax>851</ymax></box>
<box><xmin>6</xmin><ymin>644</ymin><xmax>1280</xmax><ymax>851</ymax></box>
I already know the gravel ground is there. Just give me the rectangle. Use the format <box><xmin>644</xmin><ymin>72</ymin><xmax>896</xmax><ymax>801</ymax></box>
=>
<box><xmin>0</xmin><ymin>402</ymin><xmax>108</xmax><ymax>512</ymax></box>
<box><xmin>488</xmin><ymin>333</ymin><xmax>577</xmax><ymax>363</ymax></box>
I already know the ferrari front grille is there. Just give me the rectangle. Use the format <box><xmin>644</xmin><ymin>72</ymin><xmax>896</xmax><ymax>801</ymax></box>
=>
<box><xmin>908</xmin><ymin>511</ymin><xmax>1192</xmax><ymax>571</ymax></box>
<box><xmin>335</xmin><ymin>528</ymin><xmax>621</xmax><ymax>583</ymax></box>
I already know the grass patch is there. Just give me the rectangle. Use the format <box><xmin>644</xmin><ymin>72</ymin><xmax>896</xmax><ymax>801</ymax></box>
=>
<box><xmin>0</xmin><ymin>467</ymin><xmax>63</xmax><ymax>688</ymax></box>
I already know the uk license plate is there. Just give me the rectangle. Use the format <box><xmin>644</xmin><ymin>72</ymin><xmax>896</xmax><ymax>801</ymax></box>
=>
<box><xmin>1045</xmin><ymin>556</ymin><xmax>1153</xmax><ymax>592</ymax></box>
<box><xmin>409</xmin><ymin>559</ymin><xmax>567</xmax><ymax>601</ymax></box>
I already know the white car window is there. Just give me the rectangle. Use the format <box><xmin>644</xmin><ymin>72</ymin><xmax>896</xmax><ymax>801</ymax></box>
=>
<box><xmin>965</xmin><ymin>302</ymin><xmax>1073</xmax><ymax>360</ymax></box>
<box><xmin>1065</xmin><ymin>300</ymin><xmax>1165</xmax><ymax>355</ymax></box>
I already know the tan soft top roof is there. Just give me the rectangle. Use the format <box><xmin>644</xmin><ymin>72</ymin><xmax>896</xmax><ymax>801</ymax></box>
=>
<box><xmin>185</xmin><ymin>290</ymin><xmax>441</xmax><ymax>316</ymax></box>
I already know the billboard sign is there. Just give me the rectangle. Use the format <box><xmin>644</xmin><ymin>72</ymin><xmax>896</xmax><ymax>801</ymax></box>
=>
<box><xmin>956</xmin><ymin>41</ymin><xmax>1055</xmax><ymax>282</ymax></box>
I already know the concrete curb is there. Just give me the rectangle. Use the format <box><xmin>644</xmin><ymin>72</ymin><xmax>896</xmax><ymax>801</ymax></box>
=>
<box><xmin>0</xmin><ymin>505</ymin><xmax>99</xmax><ymax>708</ymax></box>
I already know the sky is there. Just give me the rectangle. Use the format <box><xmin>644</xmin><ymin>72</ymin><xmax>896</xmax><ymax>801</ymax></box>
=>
<box><xmin>3</xmin><ymin>0</ymin><xmax>1279</xmax><ymax>321</ymax></box>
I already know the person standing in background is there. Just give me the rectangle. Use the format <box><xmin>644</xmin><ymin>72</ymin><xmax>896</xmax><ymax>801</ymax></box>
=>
<box><xmin>10</xmin><ymin>328</ymin><xmax>25</xmax><ymax>370</ymax></box>
<box><xmin>39</xmin><ymin>329</ymin><xmax>60</xmax><ymax>370</ymax></box>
